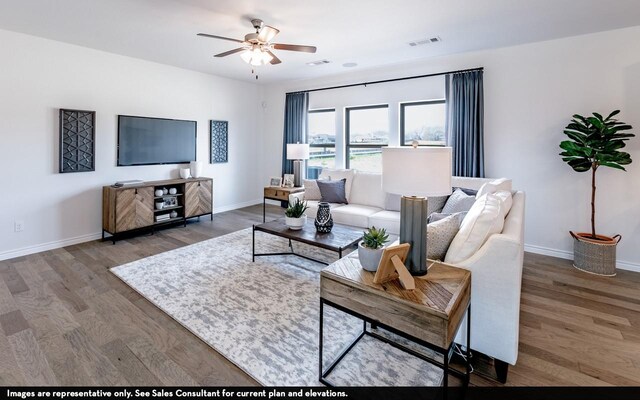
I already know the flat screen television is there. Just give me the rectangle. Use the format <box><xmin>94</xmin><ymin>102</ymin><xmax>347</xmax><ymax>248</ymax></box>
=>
<box><xmin>117</xmin><ymin>115</ymin><xmax>197</xmax><ymax>166</ymax></box>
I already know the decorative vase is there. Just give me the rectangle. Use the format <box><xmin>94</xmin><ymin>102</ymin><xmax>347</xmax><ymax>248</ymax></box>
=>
<box><xmin>169</xmin><ymin>188</ymin><xmax>177</xmax><ymax>195</ymax></box>
<box><xmin>358</xmin><ymin>241</ymin><xmax>385</xmax><ymax>272</ymax></box>
<box><xmin>162</xmin><ymin>187</ymin><xmax>168</xmax><ymax>195</ymax></box>
<box><xmin>314</xmin><ymin>202</ymin><xmax>333</xmax><ymax>233</ymax></box>
<box><xmin>285</xmin><ymin>215</ymin><xmax>307</xmax><ymax>230</ymax></box>
<box><xmin>179</xmin><ymin>168</ymin><xmax>191</xmax><ymax>179</ymax></box>
<box><xmin>170</xmin><ymin>211</ymin><xmax>178</xmax><ymax>219</ymax></box>
<box><xmin>190</xmin><ymin>161</ymin><xmax>203</xmax><ymax>178</ymax></box>
<box><xmin>154</xmin><ymin>189</ymin><xmax>164</xmax><ymax>197</ymax></box>
<box><xmin>155</xmin><ymin>202</ymin><xmax>164</xmax><ymax>210</ymax></box>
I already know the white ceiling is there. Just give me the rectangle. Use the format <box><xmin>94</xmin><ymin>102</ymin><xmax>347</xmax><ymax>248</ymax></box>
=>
<box><xmin>1</xmin><ymin>0</ymin><xmax>640</xmax><ymax>83</ymax></box>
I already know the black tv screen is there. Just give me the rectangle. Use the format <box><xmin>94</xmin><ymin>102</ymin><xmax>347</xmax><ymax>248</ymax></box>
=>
<box><xmin>117</xmin><ymin>115</ymin><xmax>197</xmax><ymax>166</ymax></box>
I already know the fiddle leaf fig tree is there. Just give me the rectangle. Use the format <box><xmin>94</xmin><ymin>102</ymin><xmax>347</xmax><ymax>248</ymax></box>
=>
<box><xmin>559</xmin><ymin>110</ymin><xmax>634</xmax><ymax>239</ymax></box>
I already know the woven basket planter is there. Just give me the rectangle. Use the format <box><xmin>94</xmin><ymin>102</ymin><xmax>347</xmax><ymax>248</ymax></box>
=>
<box><xmin>570</xmin><ymin>231</ymin><xmax>621</xmax><ymax>277</ymax></box>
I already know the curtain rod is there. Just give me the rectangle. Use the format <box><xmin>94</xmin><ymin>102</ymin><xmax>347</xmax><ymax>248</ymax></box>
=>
<box><xmin>286</xmin><ymin>67</ymin><xmax>483</xmax><ymax>95</ymax></box>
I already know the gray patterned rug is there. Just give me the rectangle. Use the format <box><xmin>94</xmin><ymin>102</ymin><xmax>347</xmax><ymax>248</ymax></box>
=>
<box><xmin>111</xmin><ymin>228</ymin><xmax>443</xmax><ymax>386</ymax></box>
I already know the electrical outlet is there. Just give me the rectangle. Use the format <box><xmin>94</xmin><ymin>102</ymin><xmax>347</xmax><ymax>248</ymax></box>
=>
<box><xmin>14</xmin><ymin>220</ymin><xmax>24</xmax><ymax>232</ymax></box>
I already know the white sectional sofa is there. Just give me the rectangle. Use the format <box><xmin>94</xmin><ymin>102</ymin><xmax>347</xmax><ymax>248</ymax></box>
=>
<box><xmin>290</xmin><ymin>169</ymin><xmax>526</xmax><ymax>382</ymax></box>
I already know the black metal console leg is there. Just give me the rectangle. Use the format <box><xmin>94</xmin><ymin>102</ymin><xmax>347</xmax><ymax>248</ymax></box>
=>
<box><xmin>252</xmin><ymin>226</ymin><xmax>256</xmax><ymax>262</ymax></box>
<box><xmin>494</xmin><ymin>359</ymin><xmax>509</xmax><ymax>383</ymax></box>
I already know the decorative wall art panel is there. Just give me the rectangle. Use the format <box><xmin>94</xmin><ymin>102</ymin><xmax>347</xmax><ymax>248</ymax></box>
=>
<box><xmin>210</xmin><ymin>120</ymin><xmax>228</xmax><ymax>164</ymax></box>
<box><xmin>59</xmin><ymin>109</ymin><xmax>95</xmax><ymax>173</ymax></box>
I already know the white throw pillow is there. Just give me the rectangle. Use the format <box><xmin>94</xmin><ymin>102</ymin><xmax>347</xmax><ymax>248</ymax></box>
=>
<box><xmin>384</xmin><ymin>193</ymin><xmax>402</xmax><ymax>212</ymax></box>
<box><xmin>303</xmin><ymin>179</ymin><xmax>322</xmax><ymax>201</ymax></box>
<box><xmin>493</xmin><ymin>190</ymin><xmax>513</xmax><ymax>218</ymax></box>
<box><xmin>319</xmin><ymin>169</ymin><xmax>356</xmax><ymax>201</ymax></box>
<box><xmin>476</xmin><ymin>178</ymin><xmax>512</xmax><ymax>199</ymax></box>
<box><xmin>444</xmin><ymin>193</ymin><xmax>505</xmax><ymax>264</ymax></box>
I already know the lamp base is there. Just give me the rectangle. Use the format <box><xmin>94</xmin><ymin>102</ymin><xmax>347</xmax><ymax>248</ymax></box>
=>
<box><xmin>399</xmin><ymin>196</ymin><xmax>428</xmax><ymax>276</ymax></box>
<box><xmin>293</xmin><ymin>160</ymin><xmax>305</xmax><ymax>187</ymax></box>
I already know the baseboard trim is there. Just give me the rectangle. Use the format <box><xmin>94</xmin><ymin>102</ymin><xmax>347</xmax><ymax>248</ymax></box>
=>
<box><xmin>0</xmin><ymin>199</ymin><xmax>263</xmax><ymax>262</ymax></box>
<box><xmin>524</xmin><ymin>243</ymin><xmax>640</xmax><ymax>273</ymax></box>
<box><xmin>0</xmin><ymin>232</ymin><xmax>103</xmax><ymax>262</ymax></box>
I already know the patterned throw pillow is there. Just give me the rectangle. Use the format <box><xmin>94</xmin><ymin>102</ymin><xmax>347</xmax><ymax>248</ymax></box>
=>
<box><xmin>441</xmin><ymin>188</ymin><xmax>476</xmax><ymax>214</ymax></box>
<box><xmin>303</xmin><ymin>179</ymin><xmax>322</xmax><ymax>201</ymax></box>
<box><xmin>427</xmin><ymin>213</ymin><xmax>464</xmax><ymax>261</ymax></box>
<box><xmin>428</xmin><ymin>211</ymin><xmax>468</xmax><ymax>224</ymax></box>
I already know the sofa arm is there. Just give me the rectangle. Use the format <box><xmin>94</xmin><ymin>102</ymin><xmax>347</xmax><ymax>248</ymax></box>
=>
<box><xmin>289</xmin><ymin>191</ymin><xmax>305</xmax><ymax>204</ymax></box>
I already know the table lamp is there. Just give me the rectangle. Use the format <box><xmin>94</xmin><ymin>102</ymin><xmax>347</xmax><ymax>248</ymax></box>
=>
<box><xmin>287</xmin><ymin>143</ymin><xmax>310</xmax><ymax>187</ymax></box>
<box><xmin>382</xmin><ymin>145</ymin><xmax>452</xmax><ymax>275</ymax></box>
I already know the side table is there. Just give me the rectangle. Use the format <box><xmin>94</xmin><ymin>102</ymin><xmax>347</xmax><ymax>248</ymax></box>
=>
<box><xmin>263</xmin><ymin>186</ymin><xmax>304</xmax><ymax>222</ymax></box>
<box><xmin>319</xmin><ymin>254</ymin><xmax>471</xmax><ymax>393</ymax></box>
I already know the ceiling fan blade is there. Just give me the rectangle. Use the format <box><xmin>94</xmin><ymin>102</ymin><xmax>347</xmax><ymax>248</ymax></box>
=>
<box><xmin>258</xmin><ymin>25</ymin><xmax>280</xmax><ymax>43</ymax></box>
<box><xmin>214</xmin><ymin>47</ymin><xmax>247</xmax><ymax>57</ymax></box>
<box><xmin>197</xmin><ymin>33</ymin><xmax>245</xmax><ymax>43</ymax></box>
<box><xmin>272</xmin><ymin>43</ymin><xmax>317</xmax><ymax>53</ymax></box>
<box><xmin>267</xmin><ymin>51</ymin><xmax>282</xmax><ymax>65</ymax></box>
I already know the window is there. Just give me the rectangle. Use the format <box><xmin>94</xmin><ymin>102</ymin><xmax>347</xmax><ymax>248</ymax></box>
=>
<box><xmin>400</xmin><ymin>100</ymin><xmax>446</xmax><ymax>146</ymax></box>
<box><xmin>307</xmin><ymin>109</ymin><xmax>336</xmax><ymax>175</ymax></box>
<box><xmin>346</xmin><ymin>105</ymin><xmax>389</xmax><ymax>173</ymax></box>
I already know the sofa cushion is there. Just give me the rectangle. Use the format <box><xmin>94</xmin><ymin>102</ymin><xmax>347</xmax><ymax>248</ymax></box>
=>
<box><xmin>427</xmin><ymin>213</ymin><xmax>465</xmax><ymax>261</ymax></box>
<box><xmin>303</xmin><ymin>179</ymin><xmax>322</xmax><ymax>201</ymax></box>
<box><xmin>444</xmin><ymin>193</ymin><xmax>504</xmax><ymax>264</ymax></box>
<box><xmin>304</xmin><ymin>201</ymin><xmax>345</xmax><ymax>219</ymax></box>
<box><xmin>384</xmin><ymin>193</ymin><xmax>402</xmax><ymax>211</ymax></box>
<box><xmin>441</xmin><ymin>188</ymin><xmax>476</xmax><ymax>214</ymax></box>
<box><xmin>428</xmin><ymin>211</ymin><xmax>468</xmax><ymax>224</ymax></box>
<box><xmin>331</xmin><ymin>204</ymin><xmax>383</xmax><ymax>228</ymax></box>
<box><xmin>319</xmin><ymin>169</ymin><xmax>356</xmax><ymax>201</ymax></box>
<box><xmin>476</xmin><ymin>178</ymin><xmax>512</xmax><ymax>199</ymax></box>
<box><xmin>368</xmin><ymin>210</ymin><xmax>400</xmax><ymax>235</ymax></box>
<box><xmin>350</xmin><ymin>172</ymin><xmax>386</xmax><ymax>209</ymax></box>
<box><xmin>317</xmin><ymin>179</ymin><xmax>348</xmax><ymax>204</ymax></box>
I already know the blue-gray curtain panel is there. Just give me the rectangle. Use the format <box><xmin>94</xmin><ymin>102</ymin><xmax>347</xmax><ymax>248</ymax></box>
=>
<box><xmin>445</xmin><ymin>70</ymin><xmax>485</xmax><ymax>177</ymax></box>
<box><xmin>281</xmin><ymin>92</ymin><xmax>309</xmax><ymax>176</ymax></box>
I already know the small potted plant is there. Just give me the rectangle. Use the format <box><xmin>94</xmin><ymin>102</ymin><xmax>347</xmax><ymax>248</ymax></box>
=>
<box><xmin>559</xmin><ymin>110</ymin><xmax>634</xmax><ymax>276</ymax></box>
<box><xmin>284</xmin><ymin>199</ymin><xmax>309</xmax><ymax>230</ymax></box>
<box><xmin>358</xmin><ymin>226</ymin><xmax>390</xmax><ymax>272</ymax></box>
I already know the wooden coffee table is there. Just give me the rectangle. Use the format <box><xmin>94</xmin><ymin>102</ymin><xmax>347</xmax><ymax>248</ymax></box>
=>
<box><xmin>252</xmin><ymin>218</ymin><xmax>363</xmax><ymax>265</ymax></box>
<box><xmin>319</xmin><ymin>253</ymin><xmax>471</xmax><ymax>391</ymax></box>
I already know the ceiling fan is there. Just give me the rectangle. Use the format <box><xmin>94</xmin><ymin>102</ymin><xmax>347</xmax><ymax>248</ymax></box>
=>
<box><xmin>197</xmin><ymin>18</ymin><xmax>317</xmax><ymax>67</ymax></box>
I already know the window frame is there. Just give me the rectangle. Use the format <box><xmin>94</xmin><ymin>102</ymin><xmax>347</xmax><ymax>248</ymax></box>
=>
<box><xmin>345</xmin><ymin>104</ymin><xmax>390</xmax><ymax>169</ymax></box>
<box><xmin>399</xmin><ymin>99</ymin><xmax>446</xmax><ymax>147</ymax></box>
<box><xmin>307</xmin><ymin>108</ymin><xmax>336</xmax><ymax>170</ymax></box>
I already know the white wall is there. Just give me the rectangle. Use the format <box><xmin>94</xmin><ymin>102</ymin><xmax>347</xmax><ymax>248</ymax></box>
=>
<box><xmin>0</xmin><ymin>28</ymin><xmax>262</xmax><ymax>260</ymax></box>
<box><xmin>259</xmin><ymin>26</ymin><xmax>640</xmax><ymax>272</ymax></box>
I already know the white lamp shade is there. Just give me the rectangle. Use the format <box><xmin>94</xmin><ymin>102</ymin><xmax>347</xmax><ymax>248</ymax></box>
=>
<box><xmin>287</xmin><ymin>143</ymin><xmax>310</xmax><ymax>160</ymax></box>
<box><xmin>382</xmin><ymin>147</ymin><xmax>452</xmax><ymax>196</ymax></box>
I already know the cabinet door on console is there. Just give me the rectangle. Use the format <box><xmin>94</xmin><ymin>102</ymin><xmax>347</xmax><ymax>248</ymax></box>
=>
<box><xmin>115</xmin><ymin>187</ymin><xmax>154</xmax><ymax>232</ymax></box>
<box><xmin>185</xmin><ymin>180</ymin><xmax>213</xmax><ymax>218</ymax></box>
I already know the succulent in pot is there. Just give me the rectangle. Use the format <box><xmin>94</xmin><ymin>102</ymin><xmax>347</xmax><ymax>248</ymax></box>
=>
<box><xmin>559</xmin><ymin>110</ymin><xmax>634</xmax><ymax>276</ymax></box>
<box><xmin>284</xmin><ymin>199</ymin><xmax>309</xmax><ymax>230</ymax></box>
<box><xmin>358</xmin><ymin>226</ymin><xmax>390</xmax><ymax>271</ymax></box>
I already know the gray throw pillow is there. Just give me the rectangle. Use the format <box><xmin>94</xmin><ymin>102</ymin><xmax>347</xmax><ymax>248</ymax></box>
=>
<box><xmin>427</xmin><ymin>195</ymin><xmax>448</xmax><ymax>215</ymax></box>
<box><xmin>384</xmin><ymin>193</ymin><xmax>402</xmax><ymax>211</ymax></box>
<box><xmin>428</xmin><ymin>211</ymin><xmax>468</xmax><ymax>224</ymax></box>
<box><xmin>427</xmin><ymin>213</ymin><xmax>464</xmax><ymax>261</ymax></box>
<box><xmin>303</xmin><ymin>179</ymin><xmax>322</xmax><ymax>201</ymax></box>
<box><xmin>441</xmin><ymin>188</ymin><xmax>476</xmax><ymax>214</ymax></box>
<box><xmin>317</xmin><ymin>178</ymin><xmax>348</xmax><ymax>204</ymax></box>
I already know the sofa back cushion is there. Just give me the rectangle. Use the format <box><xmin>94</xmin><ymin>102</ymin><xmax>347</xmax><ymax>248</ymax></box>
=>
<box><xmin>349</xmin><ymin>172</ymin><xmax>386</xmax><ymax>209</ymax></box>
<box><xmin>319</xmin><ymin>169</ymin><xmax>356</xmax><ymax>201</ymax></box>
<box><xmin>444</xmin><ymin>193</ymin><xmax>505</xmax><ymax>264</ymax></box>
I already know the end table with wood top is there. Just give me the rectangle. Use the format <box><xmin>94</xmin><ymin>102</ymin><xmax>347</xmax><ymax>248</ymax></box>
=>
<box><xmin>263</xmin><ymin>186</ymin><xmax>304</xmax><ymax>222</ymax></box>
<box><xmin>319</xmin><ymin>253</ymin><xmax>471</xmax><ymax>393</ymax></box>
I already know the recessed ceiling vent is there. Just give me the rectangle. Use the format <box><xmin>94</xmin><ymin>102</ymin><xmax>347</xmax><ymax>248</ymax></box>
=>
<box><xmin>306</xmin><ymin>59</ymin><xmax>331</xmax><ymax>66</ymax></box>
<box><xmin>408</xmin><ymin>36</ymin><xmax>441</xmax><ymax>47</ymax></box>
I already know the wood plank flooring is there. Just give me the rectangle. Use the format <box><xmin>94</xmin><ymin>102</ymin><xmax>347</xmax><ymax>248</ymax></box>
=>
<box><xmin>0</xmin><ymin>204</ymin><xmax>639</xmax><ymax>386</ymax></box>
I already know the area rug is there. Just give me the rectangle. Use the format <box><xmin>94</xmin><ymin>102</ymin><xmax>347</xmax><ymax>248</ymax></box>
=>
<box><xmin>111</xmin><ymin>228</ymin><xmax>443</xmax><ymax>386</ymax></box>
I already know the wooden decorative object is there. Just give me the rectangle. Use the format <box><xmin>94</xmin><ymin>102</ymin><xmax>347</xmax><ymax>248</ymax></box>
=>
<box><xmin>373</xmin><ymin>243</ymin><xmax>415</xmax><ymax>290</ymax></box>
<box><xmin>59</xmin><ymin>109</ymin><xmax>96</xmax><ymax>173</ymax></box>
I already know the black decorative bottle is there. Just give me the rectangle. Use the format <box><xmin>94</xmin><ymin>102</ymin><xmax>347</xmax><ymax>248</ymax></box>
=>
<box><xmin>315</xmin><ymin>202</ymin><xmax>333</xmax><ymax>233</ymax></box>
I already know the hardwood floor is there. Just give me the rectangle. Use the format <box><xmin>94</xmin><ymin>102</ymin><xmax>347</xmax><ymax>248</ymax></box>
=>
<box><xmin>0</xmin><ymin>204</ymin><xmax>639</xmax><ymax>386</ymax></box>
